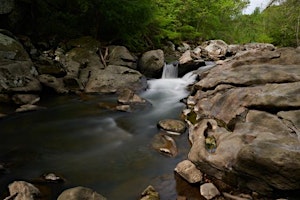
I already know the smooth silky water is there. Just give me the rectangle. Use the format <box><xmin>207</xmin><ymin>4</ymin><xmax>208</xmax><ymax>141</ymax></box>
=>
<box><xmin>0</xmin><ymin>65</ymin><xmax>198</xmax><ymax>199</ymax></box>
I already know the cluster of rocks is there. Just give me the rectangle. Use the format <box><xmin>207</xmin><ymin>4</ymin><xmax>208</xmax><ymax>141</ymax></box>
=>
<box><xmin>178</xmin><ymin>46</ymin><xmax>300</xmax><ymax>199</ymax></box>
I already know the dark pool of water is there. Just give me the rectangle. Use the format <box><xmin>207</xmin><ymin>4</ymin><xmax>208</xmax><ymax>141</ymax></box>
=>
<box><xmin>0</xmin><ymin>78</ymin><xmax>195</xmax><ymax>199</ymax></box>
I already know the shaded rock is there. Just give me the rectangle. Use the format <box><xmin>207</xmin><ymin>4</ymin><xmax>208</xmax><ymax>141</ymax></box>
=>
<box><xmin>152</xmin><ymin>133</ymin><xmax>178</xmax><ymax>157</ymax></box>
<box><xmin>200</xmin><ymin>183</ymin><xmax>220</xmax><ymax>200</ymax></box>
<box><xmin>140</xmin><ymin>185</ymin><xmax>160</xmax><ymax>200</ymax></box>
<box><xmin>34</xmin><ymin>57</ymin><xmax>66</xmax><ymax>77</ymax></box>
<box><xmin>85</xmin><ymin>65</ymin><xmax>147</xmax><ymax>93</ymax></box>
<box><xmin>57</xmin><ymin>186</ymin><xmax>106</xmax><ymax>200</ymax></box>
<box><xmin>139</xmin><ymin>49</ymin><xmax>164</xmax><ymax>78</ymax></box>
<box><xmin>63</xmin><ymin>76</ymin><xmax>83</xmax><ymax>91</ymax></box>
<box><xmin>0</xmin><ymin>93</ymin><xmax>11</xmax><ymax>103</ymax></box>
<box><xmin>118</xmin><ymin>88</ymin><xmax>147</xmax><ymax>104</ymax></box>
<box><xmin>0</xmin><ymin>33</ymin><xmax>29</xmax><ymax>61</ymax></box>
<box><xmin>115</xmin><ymin>104</ymin><xmax>132</xmax><ymax>112</ymax></box>
<box><xmin>174</xmin><ymin>160</ymin><xmax>203</xmax><ymax>183</ymax></box>
<box><xmin>98</xmin><ymin>101</ymin><xmax>119</xmax><ymax>111</ymax></box>
<box><xmin>5</xmin><ymin>181</ymin><xmax>40</xmax><ymax>200</ymax></box>
<box><xmin>157</xmin><ymin>119</ymin><xmax>186</xmax><ymax>135</ymax></box>
<box><xmin>108</xmin><ymin>45</ymin><xmax>137</xmax><ymax>69</ymax></box>
<box><xmin>38</xmin><ymin>74</ymin><xmax>68</xmax><ymax>94</ymax></box>
<box><xmin>12</xmin><ymin>94</ymin><xmax>39</xmax><ymax>105</ymax></box>
<box><xmin>0</xmin><ymin>33</ymin><xmax>41</xmax><ymax>93</ymax></box>
<box><xmin>0</xmin><ymin>0</ymin><xmax>14</xmax><ymax>14</ymax></box>
<box><xmin>178</xmin><ymin>50</ymin><xmax>205</xmax><ymax>77</ymax></box>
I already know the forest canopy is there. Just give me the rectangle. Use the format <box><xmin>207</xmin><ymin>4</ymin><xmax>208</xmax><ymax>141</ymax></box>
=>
<box><xmin>3</xmin><ymin>0</ymin><xmax>300</xmax><ymax>50</ymax></box>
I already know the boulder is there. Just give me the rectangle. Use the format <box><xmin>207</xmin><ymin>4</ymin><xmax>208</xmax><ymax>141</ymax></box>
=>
<box><xmin>178</xmin><ymin>50</ymin><xmax>205</xmax><ymax>77</ymax></box>
<box><xmin>0</xmin><ymin>33</ymin><xmax>42</xmax><ymax>94</ymax></box>
<box><xmin>84</xmin><ymin>65</ymin><xmax>147</xmax><ymax>93</ymax></box>
<box><xmin>200</xmin><ymin>183</ymin><xmax>220</xmax><ymax>200</ymax></box>
<box><xmin>34</xmin><ymin>56</ymin><xmax>66</xmax><ymax>77</ymax></box>
<box><xmin>157</xmin><ymin>119</ymin><xmax>186</xmax><ymax>135</ymax></box>
<box><xmin>12</xmin><ymin>94</ymin><xmax>39</xmax><ymax>105</ymax></box>
<box><xmin>138</xmin><ymin>49</ymin><xmax>165</xmax><ymax>78</ymax></box>
<box><xmin>57</xmin><ymin>186</ymin><xmax>106</xmax><ymax>200</ymax></box>
<box><xmin>202</xmin><ymin>40</ymin><xmax>228</xmax><ymax>61</ymax></box>
<box><xmin>185</xmin><ymin>47</ymin><xmax>300</xmax><ymax>195</ymax></box>
<box><xmin>108</xmin><ymin>45</ymin><xmax>137</xmax><ymax>69</ymax></box>
<box><xmin>5</xmin><ymin>181</ymin><xmax>40</xmax><ymax>200</ymax></box>
<box><xmin>174</xmin><ymin>160</ymin><xmax>203</xmax><ymax>183</ymax></box>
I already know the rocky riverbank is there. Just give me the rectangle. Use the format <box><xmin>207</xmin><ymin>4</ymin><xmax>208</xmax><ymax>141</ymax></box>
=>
<box><xmin>1</xmin><ymin>30</ymin><xmax>299</xmax><ymax>199</ymax></box>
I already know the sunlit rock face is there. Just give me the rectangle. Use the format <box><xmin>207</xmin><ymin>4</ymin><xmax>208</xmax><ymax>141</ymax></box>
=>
<box><xmin>184</xmin><ymin>47</ymin><xmax>300</xmax><ymax>195</ymax></box>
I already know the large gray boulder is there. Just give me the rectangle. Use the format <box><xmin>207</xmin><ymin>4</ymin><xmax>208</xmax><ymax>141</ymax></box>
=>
<box><xmin>138</xmin><ymin>49</ymin><xmax>165</xmax><ymax>78</ymax></box>
<box><xmin>108</xmin><ymin>45</ymin><xmax>137</xmax><ymax>69</ymax></box>
<box><xmin>184</xmin><ymin>47</ymin><xmax>300</xmax><ymax>195</ymax></box>
<box><xmin>84</xmin><ymin>65</ymin><xmax>147</xmax><ymax>93</ymax></box>
<box><xmin>0</xmin><ymin>33</ymin><xmax>41</xmax><ymax>94</ymax></box>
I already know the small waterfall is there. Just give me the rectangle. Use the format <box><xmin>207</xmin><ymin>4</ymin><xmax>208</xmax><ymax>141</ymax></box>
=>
<box><xmin>161</xmin><ymin>61</ymin><xmax>178</xmax><ymax>79</ymax></box>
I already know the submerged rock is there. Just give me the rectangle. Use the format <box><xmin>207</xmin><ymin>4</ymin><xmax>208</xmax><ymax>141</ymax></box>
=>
<box><xmin>152</xmin><ymin>133</ymin><xmax>178</xmax><ymax>157</ymax></box>
<box><xmin>140</xmin><ymin>185</ymin><xmax>160</xmax><ymax>200</ymax></box>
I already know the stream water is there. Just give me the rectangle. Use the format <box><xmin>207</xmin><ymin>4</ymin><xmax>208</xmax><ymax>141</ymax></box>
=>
<box><xmin>0</xmin><ymin>65</ymin><xmax>198</xmax><ymax>199</ymax></box>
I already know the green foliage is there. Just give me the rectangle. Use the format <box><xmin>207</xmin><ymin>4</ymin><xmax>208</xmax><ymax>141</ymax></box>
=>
<box><xmin>13</xmin><ymin>0</ymin><xmax>299</xmax><ymax>50</ymax></box>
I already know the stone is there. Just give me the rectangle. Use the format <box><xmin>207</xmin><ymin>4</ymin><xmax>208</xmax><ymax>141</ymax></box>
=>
<box><xmin>0</xmin><ymin>0</ymin><xmax>14</xmax><ymax>14</ymax></box>
<box><xmin>0</xmin><ymin>33</ymin><xmax>41</xmax><ymax>93</ymax></box>
<box><xmin>5</xmin><ymin>181</ymin><xmax>40</xmax><ymax>200</ymax></box>
<box><xmin>200</xmin><ymin>183</ymin><xmax>220</xmax><ymax>200</ymax></box>
<box><xmin>57</xmin><ymin>186</ymin><xmax>107</xmax><ymax>200</ymax></box>
<box><xmin>12</xmin><ymin>94</ymin><xmax>40</xmax><ymax>105</ymax></box>
<box><xmin>34</xmin><ymin>57</ymin><xmax>66</xmax><ymax>77</ymax></box>
<box><xmin>118</xmin><ymin>88</ymin><xmax>147</xmax><ymax>104</ymax></box>
<box><xmin>152</xmin><ymin>133</ymin><xmax>178</xmax><ymax>157</ymax></box>
<box><xmin>202</xmin><ymin>40</ymin><xmax>228</xmax><ymax>60</ymax></box>
<box><xmin>108</xmin><ymin>45</ymin><xmax>137</xmax><ymax>69</ymax></box>
<box><xmin>174</xmin><ymin>160</ymin><xmax>203</xmax><ymax>183</ymax></box>
<box><xmin>139</xmin><ymin>49</ymin><xmax>165</xmax><ymax>78</ymax></box>
<box><xmin>15</xmin><ymin>104</ymin><xmax>46</xmax><ymax>113</ymax></box>
<box><xmin>84</xmin><ymin>65</ymin><xmax>147</xmax><ymax>93</ymax></box>
<box><xmin>157</xmin><ymin>119</ymin><xmax>186</xmax><ymax>135</ymax></box>
<box><xmin>140</xmin><ymin>185</ymin><xmax>160</xmax><ymax>200</ymax></box>
<box><xmin>38</xmin><ymin>74</ymin><xmax>68</xmax><ymax>94</ymax></box>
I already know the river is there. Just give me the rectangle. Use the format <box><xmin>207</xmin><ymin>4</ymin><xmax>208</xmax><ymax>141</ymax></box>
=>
<box><xmin>0</xmin><ymin>66</ymin><xmax>198</xmax><ymax>199</ymax></box>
